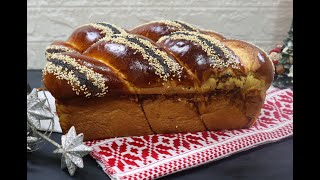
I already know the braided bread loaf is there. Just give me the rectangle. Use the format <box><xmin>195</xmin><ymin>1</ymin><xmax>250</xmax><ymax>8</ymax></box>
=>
<box><xmin>42</xmin><ymin>20</ymin><xmax>274</xmax><ymax>140</ymax></box>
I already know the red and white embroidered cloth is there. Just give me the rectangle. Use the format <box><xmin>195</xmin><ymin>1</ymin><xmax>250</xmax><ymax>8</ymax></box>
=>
<box><xmin>85</xmin><ymin>87</ymin><xmax>293</xmax><ymax>180</ymax></box>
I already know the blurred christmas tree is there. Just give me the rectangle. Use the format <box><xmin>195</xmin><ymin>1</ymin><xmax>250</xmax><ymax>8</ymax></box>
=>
<box><xmin>272</xmin><ymin>21</ymin><xmax>293</xmax><ymax>89</ymax></box>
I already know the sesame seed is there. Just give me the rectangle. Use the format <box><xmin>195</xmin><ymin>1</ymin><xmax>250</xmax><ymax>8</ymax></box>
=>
<box><xmin>100</xmin><ymin>34</ymin><xmax>183</xmax><ymax>81</ymax></box>
<box><xmin>90</xmin><ymin>23</ymin><xmax>126</xmax><ymax>37</ymax></box>
<box><xmin>44</xmin><ymin>54</ymin><xmax>108</xmax><ymax>98</ymax></box>
<box><xmin>43</xmin><ymin>62</ymin><xmax>81</xmax><ymax>94</ymax></box>
<box><xmin>133</xmin><ymin>20</ymin><xmax>199</xmax><ymax>32</ymax></box>
<box><xmin>158</xmin><ymin>31</ymin><xmax>240</xmax><ymax>70</ymax></box>
<box><xmin>45</xmin><ymin>45</ymin><xmax>77</xmax><ymax>58</ymax></box>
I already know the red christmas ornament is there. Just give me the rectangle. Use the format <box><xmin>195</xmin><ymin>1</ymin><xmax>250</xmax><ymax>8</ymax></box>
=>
<box><xmin>272</xmin><ymin>60</ymin><xmax>279</xmax><ymax>65</ymax></box>
<box><xmin>269</xmin><ymin>45</ymin><xmax>283</xmax><ymax>54</ymax></box>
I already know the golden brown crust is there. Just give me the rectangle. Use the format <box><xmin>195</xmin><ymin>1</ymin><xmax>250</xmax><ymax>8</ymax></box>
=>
<box><xmin>46</xmin><ymin>41</ymin><xmax>80</xmax><ymax>56</ymax></box>
<box><xmin>57</xmin><ymin>89</ymin><xmax>264</xmax><ymax>141</ymax></box>
<box><xmin>130</xmin><ymin>20</ymin><xmax>199</xmax><ymax>42</ymax></box>
<box><xmin>42</xmin><ymin>20</ymin><xmax>274</xmax><ymax>140</ymax></box>
<box><xmin>44</xmin><ymin>22</ymin><xmax>262</xmax><ymax>98</ymax></box>
<box><xmin>66</xmin><ymin>23</ymin><xmax>127</xmax><ymax>53</ymax></box>
<box><xmin>43</xmin><ymin>73</ymin><xmax>77</xmax><ymax>100</ymax></box>
<box><xmin>156</xmin><ymin>31</ymin><xmax>245</xmax><ymax>83</ymax></box>
<box><xmin>83</xmin><ymin>34</ymin><xmax>185</xmax><ymax>88</ymax></box>
<box><xmin>222</xmin><ymin>39</ymin><xmax>274</xmax><ymax>89</ymax></box>
<box><xmin>56</xmin><ymin>96</ymin><xmax>153</xmax><ymax>140</ymax></box>
<box><xmin>198</xmin><ymin>90</ymin><xmax>263</xmax><ymax>130</ymax></box>
<box><xmin>141</xmin><ymin>95</ymin><xmax>207</xmax><ymax>134</ymax></box>
<box><xmin>200</xmin><ymin>30</ymin><xmax>226</xmax><ymax>41</ymax></box>
<box><xmin>43</xmin><ymin>52</ymin><xmax>131</xmax><ymax>100</ymax></box>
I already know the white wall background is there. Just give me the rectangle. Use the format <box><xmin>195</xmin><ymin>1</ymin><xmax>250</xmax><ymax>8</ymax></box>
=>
<box><xmin>27</xmin><ymin>0</ymin><xmax>293</xmax><ymax>69</ymax></box>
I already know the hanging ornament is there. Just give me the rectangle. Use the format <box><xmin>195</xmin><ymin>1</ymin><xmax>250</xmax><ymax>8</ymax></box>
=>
<box><xmin>53</xmin><ymin>126</ymin><xmax>93</xmax><ymax>176</ymax></box>
<box><xmin>27</xmin><ymin>85</ymin><xmax>92</xmax><ymax>176</ymax></box>
<box><xmin>27</xmin><ymin>131</ymin><xmax>38</xmax><ymax>151</ymax></box>
<box><xmin>271</xmin><ymin>20</ymin><xmax>293</xmax><ymax>89</ymax></box>
<box><xmin>27</xmin><ymin>89</ymin><xmax>54</xmax><ymax>129</ymax></box>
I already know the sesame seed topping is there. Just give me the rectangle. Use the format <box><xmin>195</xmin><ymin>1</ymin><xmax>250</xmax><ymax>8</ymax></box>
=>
<box><xmin>100</xmin><ymin>34</ymin><xmax>183</xmax><ymax>81</ymax></box>
<box><xmin>45</xmin><ymin>45</ymin><xmax>77</xmax><ymax>58</ymax></box>
<box><xmin>44</xmin><ymin>53</ymin><xmax>108</xmax><ymax>98</ymax></box>
<box><xmin>172</xmin><ymin>20</ymin><xmax>199</xmax><ymax>32</ymax></box>
<box><xmin>158</xmin><ymin>31</ymin><xmax>240</xmax><ymax>70</ymax></box>
<box><xmin>133</xmin><ymin>20</ymin><xmax>199</xmax><ymax>32</ymax></box>
<box><xmin>90</xmin><ymin>22</ymin><xmax>127</xmax><ymax>36</ymax></box>
<box><xmin>43</xmin><ymin>62</ymin><xmax>82</xmax><ymax>95</ymax></box>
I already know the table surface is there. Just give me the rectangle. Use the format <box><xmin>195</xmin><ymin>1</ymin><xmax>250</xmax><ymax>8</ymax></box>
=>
<box><xmin>27</xmin><ymin>70</ymin><xmax>293</xmax><ymax>180</ymax></box>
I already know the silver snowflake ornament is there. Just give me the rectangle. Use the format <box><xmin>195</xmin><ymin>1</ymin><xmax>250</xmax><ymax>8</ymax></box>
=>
<box><xmin>27</xmin><ymin>131</ymin><xmax>38</xmax><ymax>151</ymax></box>
<box><xmin>53</xmin><ymin>126</ymin><xmax>92</xmax><ymax>176</ymax></box>
<box><xmin>27</xmin><ymin>89</ymin><xmax>54</xmax><ymax>129</ymax></box>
